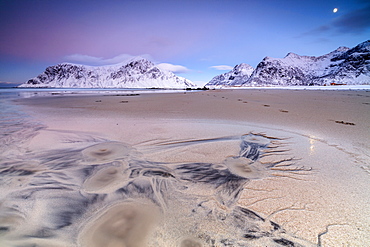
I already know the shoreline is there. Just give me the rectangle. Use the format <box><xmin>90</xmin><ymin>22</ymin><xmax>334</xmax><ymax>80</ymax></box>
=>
<box><xmin>15</xmin><ymin>89</ymin><xmax>370</xmax><ymax>153</ymax></box>
<box><xmin>2</xmin><ymin>89</ymin><xmax>369</xmax><ymax>246</ymax></box>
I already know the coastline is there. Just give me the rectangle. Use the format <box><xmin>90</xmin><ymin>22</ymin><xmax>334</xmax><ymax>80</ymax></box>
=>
<box><xmin>15</xmin><ymin>89</ymin><xmax>370</xmax><ymax>155</ymax></box>
<box><xmin>1</xmin><ymin>89</ymin><xmax>369</xmax><ymax>246</ymax></box>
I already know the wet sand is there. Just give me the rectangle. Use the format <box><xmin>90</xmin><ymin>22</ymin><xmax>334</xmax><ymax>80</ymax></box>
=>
<box><xmin>1</xmin><ymin>89</ymin><xmax>370</xmax><ymax>246</ymax></box>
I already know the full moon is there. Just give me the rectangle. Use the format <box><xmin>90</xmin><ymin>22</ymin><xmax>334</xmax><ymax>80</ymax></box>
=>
<box><xmin>333</xmin><ymin>8</ymin><xmax>338</xmax><ymax>13</ymax></box>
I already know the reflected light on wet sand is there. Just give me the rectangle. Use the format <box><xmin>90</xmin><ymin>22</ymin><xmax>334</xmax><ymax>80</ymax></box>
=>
<box><xmin>309</xmin><ymin>136</ymin><xmax>316</xmax><ymax>156</ymax></box>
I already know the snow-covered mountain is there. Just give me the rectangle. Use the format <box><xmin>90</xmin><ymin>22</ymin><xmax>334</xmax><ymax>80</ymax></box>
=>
<box><xmin>207</xmin><ymin>63</ymin><xmax>254</xmax><ymax>87</ymax></box>
<box><xmin>18</xmin><ymin>58</ymin><xmax>195</xmax><ymax>88</ymax></box>
<box><xmin>207</xmin><ymin>40</ymin><xmax>370</xmax><ymax>87</ymax></box>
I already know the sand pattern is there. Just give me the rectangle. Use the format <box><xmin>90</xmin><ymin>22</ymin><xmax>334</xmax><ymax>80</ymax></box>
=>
<box><xmin>0</xmin><ymin>94</ymin><xmax>44</xmax><ymax>157</ymax></box>
<box><xmin>2</xmin><ymin>89</ymin><xmax>369</xmax><ymax>246</ymax></box>
<box><xmin>0</xmin><ymin>119</ymin><xmax>316</xmax><ymax>247</ymax></box>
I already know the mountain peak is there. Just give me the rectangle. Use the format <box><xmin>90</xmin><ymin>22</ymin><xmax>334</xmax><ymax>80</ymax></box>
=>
<box><xmin>284</xmin><ymin>52</ymin><xmax>301</xmax><ymax>58</ymax></box>
<box><xmin>206</xmin><ymin>63</ymin><xmax>254</xmax><ymax>87</ymax></box>
<box><xmin>335</xmin><ymin>46</ymin><xmax>350</xmax><ymax>52</ymax></box>
<box><xmin>234</xmin><ymin>63</ymin><xmax>253</xmax><ymax>70</ymax></box>
<box><xmin>18</xmin><ymin>59</ymin><xmax>194</xmax><ymax>88</ymax></box>
<box><xmin>123</xmin><ymin>58</ymin><xmax>154</xmax><ymax>72</ymax></box>
<box><xmin>125</xmin><ymin>56</ymin><xmax>152</xmax><ymax>64</ymax></box>
<box><xmin>355</xmin><ymin>40</ymin><xmax>370</xmax><ymax>50</ymax></box>
<box><xmin>207</xmin><ymin>40</ymin><xmax>370</xmax><ymax>87</ymax></box>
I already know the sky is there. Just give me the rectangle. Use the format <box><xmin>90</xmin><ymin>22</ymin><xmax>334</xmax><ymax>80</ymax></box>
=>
<box><xmin>0</xmin><ymin>0</ymin><xmax>369</xmax><ymax>86</ymax></box>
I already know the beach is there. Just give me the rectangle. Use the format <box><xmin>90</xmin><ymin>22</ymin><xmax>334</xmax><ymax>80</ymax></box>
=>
<box><xmin>1</xmin><ymin>88</ymin><xmax>369</xmax><ymax>246</ymax></box>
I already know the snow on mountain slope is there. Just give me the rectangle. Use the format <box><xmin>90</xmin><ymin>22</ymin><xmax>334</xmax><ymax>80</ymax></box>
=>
<box><xmin>319</xmin><ymin>40</ymin><xmax>370</xmax><ymax>85</ymax></box>
<box><xmin>245</xmin><ymin>46</ymin><xmax>350</xmax><ymax>86</ymax></box>
<box><xmin>207</xmin><ymin>40</ymin><xmax>370</xmax><ymax>87</ymax></box>
<box><xmin>18</xmin><ymin>58</ymin><xmax>195</xmax><ymax>88</ymax></box>
<box><xmin>207</xmin><ymin>63</ymin><xmax>254</xmax><ymax>87</ymax></box>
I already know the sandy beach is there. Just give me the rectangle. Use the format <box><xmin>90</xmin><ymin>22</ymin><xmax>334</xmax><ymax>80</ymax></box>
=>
<box><xmin>1</xmin><ymin>89</ymin><xmax>369</xmax><ymax>246</ymax></box>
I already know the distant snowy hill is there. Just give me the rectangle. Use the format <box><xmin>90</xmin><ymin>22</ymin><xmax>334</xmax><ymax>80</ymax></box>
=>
<box><xmin>18</xmin><ymin>58</ymin><xmax>195</xmax><ymax>88</ymax></box>
<box><xmin>207</xmin><ymin>40</ymin><xmax>370</xmax><ymax>87</ymax></box>
<box><xmin>207</xmin><ymin>63</ymin><xmax>254</xmax><ymax>87</ymax></box>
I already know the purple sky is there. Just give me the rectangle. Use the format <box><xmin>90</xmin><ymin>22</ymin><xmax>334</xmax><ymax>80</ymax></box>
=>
<box><xmin>1</xmin><ymin>0</ymin><xmax>369</xmax><ymax>86</ymax></box>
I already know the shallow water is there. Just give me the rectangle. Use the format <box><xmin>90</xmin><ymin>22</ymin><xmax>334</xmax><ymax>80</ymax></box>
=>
<box><xmin>1</xmin><ymin>90</ymin><xmax>368</xmax><ymax>246</ymax></box>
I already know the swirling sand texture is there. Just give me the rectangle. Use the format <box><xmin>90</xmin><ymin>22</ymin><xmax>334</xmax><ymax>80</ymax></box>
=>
<box><xmin>2</xmin><ymin>88</ymin><xmax>369</xmax><ymax>246</ymax></box>
<box><xmin>0</xmin><ymin>132</ymin><xmax>315</xmax><ymax>247</ymax></box>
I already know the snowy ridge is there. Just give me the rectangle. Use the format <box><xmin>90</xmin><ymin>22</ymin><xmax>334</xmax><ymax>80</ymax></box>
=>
<box><xmin>18</xmin><ymin>57</ymin><xmax>195</xmax><ymax>88</ymax></box>
<box><xmin>207</xmin><ymin>63</ymin><xmax>254</xmax><ymax>87</ymax></box>
<box><xmin>207</xmin><ymin>40</ymin><xmax>370</xmax><ymax>87</ymax></box>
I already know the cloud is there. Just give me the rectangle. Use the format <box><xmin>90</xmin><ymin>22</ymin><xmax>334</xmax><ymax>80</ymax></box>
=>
<box><xmin>300</xmin><ymin>4</ymin><xmax>370</xmax><ymax>37</ymax></box>
<box><xmin>210</xmin><ymin>65</ymin><xmax>233</xmax><ymax>71</ymax></box>
<box><xmin>0</xmin><ymin>81</ymin><xmax>21</xmax><ymax>87</ymax></box>
<box><xmin>63</xmin><ymin>54</ymin><xmax>153</xmax><ymax>66</ymax></box>
<box><xmin>301</xmin><ymin>25</ymin><xmax>330</xmax><ymax>36</ymax></box>
<box><xmin>156</xmin><ymin>63</ymin><xmax>190</xmax><ymax>74</ymax></box>
<box><xmin>64</xmin><ymin>54</ymin><xmax>190</xmax><ymax>74</ymax></box>
<box><xmin>0</xmin><ymin>81</ymin><xmax>16</xmax><ymax>84</ymax></box>
<box><xmin>64</xmin><ymin>54</ymin><xmax>103</xmax><ymax>64</ymax></box>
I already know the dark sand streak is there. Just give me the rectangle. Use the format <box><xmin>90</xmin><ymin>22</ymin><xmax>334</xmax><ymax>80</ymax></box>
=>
<box><xmin>1</xmin><ymin>125</ymin><xmax>315</xmax><ymax>246</ymax></box>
